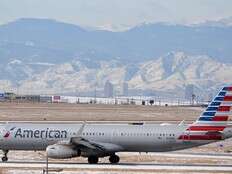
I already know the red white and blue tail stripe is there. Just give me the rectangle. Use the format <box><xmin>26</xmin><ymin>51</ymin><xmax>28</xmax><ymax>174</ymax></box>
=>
<box><xmin>195</xmin><ymin>86</ymin><xmax>232</xmax><ymax>125</ymax></box>
<box><xmin>179</xmin><ymin>86</ymin><xmax>232</xmax><ymax>141</ymax></box>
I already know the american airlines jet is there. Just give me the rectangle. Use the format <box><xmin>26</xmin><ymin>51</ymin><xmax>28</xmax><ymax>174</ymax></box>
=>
<box><xmin>0</xmin><ymin>86</ymin><xmax>232</xmax><ymax>164</ymax></box>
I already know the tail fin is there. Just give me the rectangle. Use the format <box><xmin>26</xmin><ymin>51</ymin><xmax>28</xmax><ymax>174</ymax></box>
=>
<box><xmin>179</xmin><ymin>86</ymin><xmax>232</xmax><ymax>141</ymax></box>
<box><xmin>189</xmin><ymin>86</ymin><xmax>232</xmax><ymax>131</ymax></box>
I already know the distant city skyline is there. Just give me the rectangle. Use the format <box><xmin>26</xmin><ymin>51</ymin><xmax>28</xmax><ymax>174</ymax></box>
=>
<box><xmin>0</xmin><ymin>0</ymin><xmax>232</xmax><ymax>30</ymax></box>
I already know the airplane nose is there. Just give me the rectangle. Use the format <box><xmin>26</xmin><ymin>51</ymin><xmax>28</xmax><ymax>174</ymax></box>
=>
<box><xmin>0</xmin><ymin>128</ymin><xmax>4</xmax><ymax>140</ymax></box>
<box><xmin>0</xmin><ymin>125</ymin><xmax>7</xmax><ymax>140</ymax></box>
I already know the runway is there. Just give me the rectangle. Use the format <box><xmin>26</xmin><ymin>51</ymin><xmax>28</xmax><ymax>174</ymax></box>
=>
<box><xmin>1</xmin><ymin>160</ymin><xmax>232</xmax><ymax>173</ymax></box>
<box><xmin>1</xmin><ymin>152</ymin><xmax>232</xmax><ymax>173</ymax></box>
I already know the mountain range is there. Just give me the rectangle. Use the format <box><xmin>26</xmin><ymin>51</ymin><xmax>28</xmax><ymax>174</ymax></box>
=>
<box><xmin>0</xmin><ymin>52</ymin><xmax>231</xmax><ymax>98</ymax></box>
<box><xmin>0</xmin><ymin>18</ymin><xmax>231</xmax><ymax>98</ymax></box>
<box><xmin>0</xmin><ymin>18</ymin><xmax>232</xmax><ymax>64</ymax></box>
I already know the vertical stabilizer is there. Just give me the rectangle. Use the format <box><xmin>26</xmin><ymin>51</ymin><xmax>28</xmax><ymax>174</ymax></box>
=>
<box><xmin>179</xmin><ymin>86</ymin><xmax>232</xmax><ymax>141</ymax></box>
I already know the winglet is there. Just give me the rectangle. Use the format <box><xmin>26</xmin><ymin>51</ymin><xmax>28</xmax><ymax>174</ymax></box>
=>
<box><xmin>77</xmin><ymin>121</ymin><xmax>86</xmax><ymax>136</ymax></box>
<box><xmin>179</xmin><ymin>120</ymin><xmax>185</xmax><ymax>125</ymax></box>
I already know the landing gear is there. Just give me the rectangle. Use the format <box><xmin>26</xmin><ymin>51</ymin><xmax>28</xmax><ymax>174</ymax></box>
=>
<box><xmin>109</xmin><ymin>154</ymin><xmax>120</xmax><ymax>164</ymax></box>
<box><xmin>88</xmin><ymin>156</ymin><xmax>99</xmax><ymax>164</ymax></box>
<box><xmin>2</xmin><ymin>156</ymin><xmax>8</xmax><ymax>162</ymax></box>
<box><xmin>2</xmin><ymin>150</ymin><xmax>8</xmax><ymax>162</ymax></box>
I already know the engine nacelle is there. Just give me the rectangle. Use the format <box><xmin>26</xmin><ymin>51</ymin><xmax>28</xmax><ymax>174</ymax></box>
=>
<box><xmin>46</xmin><ymin>144</ymin><xmax>80</xmax><ymax>159</ymax></box>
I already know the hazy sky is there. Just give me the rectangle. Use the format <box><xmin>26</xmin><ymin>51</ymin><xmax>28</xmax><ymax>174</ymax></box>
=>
<box><xmin>0</xmin><ymin>0</ymin><xmax>232</xmax><ymax>29</ymax></box>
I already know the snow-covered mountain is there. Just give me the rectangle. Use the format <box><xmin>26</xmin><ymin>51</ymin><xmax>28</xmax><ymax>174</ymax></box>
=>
<box><xmin>0</xmin><ymin>52</ymin><xmax>231</xmax><ymax>98</ymax></box>
<box><xmin>1</xmin><ymin>18</ymin><xmax>232</xmax><ymax>64</ymax></box>
<box><xmin>198</xmin><ymin>16</ymin><xmax>232</xmax><ymax>27</ymax></box>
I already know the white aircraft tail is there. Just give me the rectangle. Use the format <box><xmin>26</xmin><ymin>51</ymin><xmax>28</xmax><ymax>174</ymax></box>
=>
<box><xmin>179</xmin><ymin>86</ymin><xmax>232</xmax><ymax>141</ymax></box>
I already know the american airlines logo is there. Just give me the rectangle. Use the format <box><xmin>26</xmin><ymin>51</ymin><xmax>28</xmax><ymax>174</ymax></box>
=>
<box><xmin>14</xmin><ymin>128</ymin><xmax>68</xmax><ymax>139</ymax></box>
<box><xmin>4</xmin><ymin>127</ymin><xmax>16</xmax><ymax>138</ymax></box>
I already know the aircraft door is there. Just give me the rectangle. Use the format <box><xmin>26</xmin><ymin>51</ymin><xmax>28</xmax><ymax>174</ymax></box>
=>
<box><xmin>112</xmin><ymin>129</ymin><xmax>119</xmax><ymax>143</ymax></box>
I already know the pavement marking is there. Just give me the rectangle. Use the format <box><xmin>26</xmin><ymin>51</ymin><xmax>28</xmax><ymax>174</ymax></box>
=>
<box><xmin>1</xmin><ymin>161</ymin><xmax>232</xmax><ymax>172</ymax></box>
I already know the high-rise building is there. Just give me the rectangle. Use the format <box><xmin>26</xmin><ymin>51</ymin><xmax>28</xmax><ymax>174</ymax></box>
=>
<box><xmin>122</xmin><ymin>82</ymin><xmax>128</xmax><ymax>96</ymax></box>
<box><xmin>104</xmin><ymin>80</ymin><xmax>113</xmax><ymax>98</ymax></box>
<box><xmin>185</xmin><ymin>84</ymin><xmax>194</xmax><ymax>100</ymax></box>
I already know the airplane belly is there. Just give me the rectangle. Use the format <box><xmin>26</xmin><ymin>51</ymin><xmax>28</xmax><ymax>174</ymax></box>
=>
<box><xmin>1</xmin><ymin>138</ymin><xmax>54</xmax><ymax>150</ymax></box>
<box><xmin>125</xmin><ymin>140</ymin><xmax>178</xmax><ymax>152</ymax></box>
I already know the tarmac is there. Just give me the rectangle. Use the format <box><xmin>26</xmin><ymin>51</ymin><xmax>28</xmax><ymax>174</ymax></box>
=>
<box><xmin>0</xmin><ymin>151</ymin><xmax>231</xmax><ymax>173</ymax></box>
<box><xmin>1</xmin><ymin>153</ymin><xmax>232</xmax><ymax>174</ymax></box>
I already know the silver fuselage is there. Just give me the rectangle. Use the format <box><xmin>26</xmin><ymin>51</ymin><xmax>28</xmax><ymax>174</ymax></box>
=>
<box><xmin>0</xmin><ymin>123</ymin><xmax>227</xmax><ymax>153</ymax></box>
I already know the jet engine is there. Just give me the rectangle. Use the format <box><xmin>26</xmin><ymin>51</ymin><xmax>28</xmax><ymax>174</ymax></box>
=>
<box><xmin>46</xmin><ymin>144</ymin><xmax>81</xmax><ymax>159</ymax></box>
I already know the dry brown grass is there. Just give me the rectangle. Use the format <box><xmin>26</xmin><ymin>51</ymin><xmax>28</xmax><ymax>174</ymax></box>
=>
<box><xmin>0</xmin><ymin>102</ymin><xmax>203</xmax><ymax>122</ymax></box>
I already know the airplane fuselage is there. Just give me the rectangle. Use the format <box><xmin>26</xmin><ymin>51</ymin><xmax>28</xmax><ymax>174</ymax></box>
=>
<box><xmin>0</xmin><ymin>123</ymin><xmax>215</xmax><ymax>154</ymax></box>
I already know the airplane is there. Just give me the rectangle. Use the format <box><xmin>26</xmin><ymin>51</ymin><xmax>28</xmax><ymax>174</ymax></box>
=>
<box><xmin>0</xmin><ymin>86</ymin><xmax>231</xmax><ymax>164</ymax></box>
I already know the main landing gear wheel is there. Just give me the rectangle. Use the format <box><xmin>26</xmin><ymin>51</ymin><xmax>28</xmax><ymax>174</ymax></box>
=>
<box><xmin>2</xmin><ymin>156</ymin><xmax>8</xmax><ymax>162</ymax></box>
<box><xmin>109</xmin><ymin>154</ymin><xmax>120</xmax><ymax>164</ymax></box>
<box><xmin>88</xmin><ymin>156</ymin><xmax>99</xmax><ymax>164</ymax></box>
<box><xmin>2</xmin><ymin>150</ymin><xmax>9</xmax><ymax>162</ymax></box>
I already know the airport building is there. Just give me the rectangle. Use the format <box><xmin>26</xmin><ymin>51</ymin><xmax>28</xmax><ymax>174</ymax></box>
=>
<box><xmin>0</xmin><ymin>91</ymin><xmax>4</xmax><ymax>101</ymax></box>
<box><xmin>40</xmin><ymin>95</ymin><xmax>52</xmax><ymax>103</ymax></box>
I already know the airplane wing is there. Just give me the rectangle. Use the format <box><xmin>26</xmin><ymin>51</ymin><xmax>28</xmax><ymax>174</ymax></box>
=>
<box><xmin>71</xmin><ymin>137</ymin><xmax>105</xmax><ymax>151</ymax></box>
<box><xmin>54</xmin><ymin>122</ymin><xmax>123</xmax><ymax>155</ymax></box>
<box><xmin>70</xmin><ymin>136</ymin><xmax>122</xmax><ymax>152</ymax></box>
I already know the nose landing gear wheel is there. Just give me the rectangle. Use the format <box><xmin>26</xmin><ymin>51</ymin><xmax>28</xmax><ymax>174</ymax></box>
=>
<box><xmin>2</xmin><ymin>156</ymin><xmax>8</xmax><ymax>162</ymax></box>
<box><xmin>109</xmin><ymin>154</ymin><xmax>120</xmax><ymax>164</ymax></box>
<box><xmin>2</xmin><ymin>150</ymin><xmax>9</xmax><ymax>162</ymax></box>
